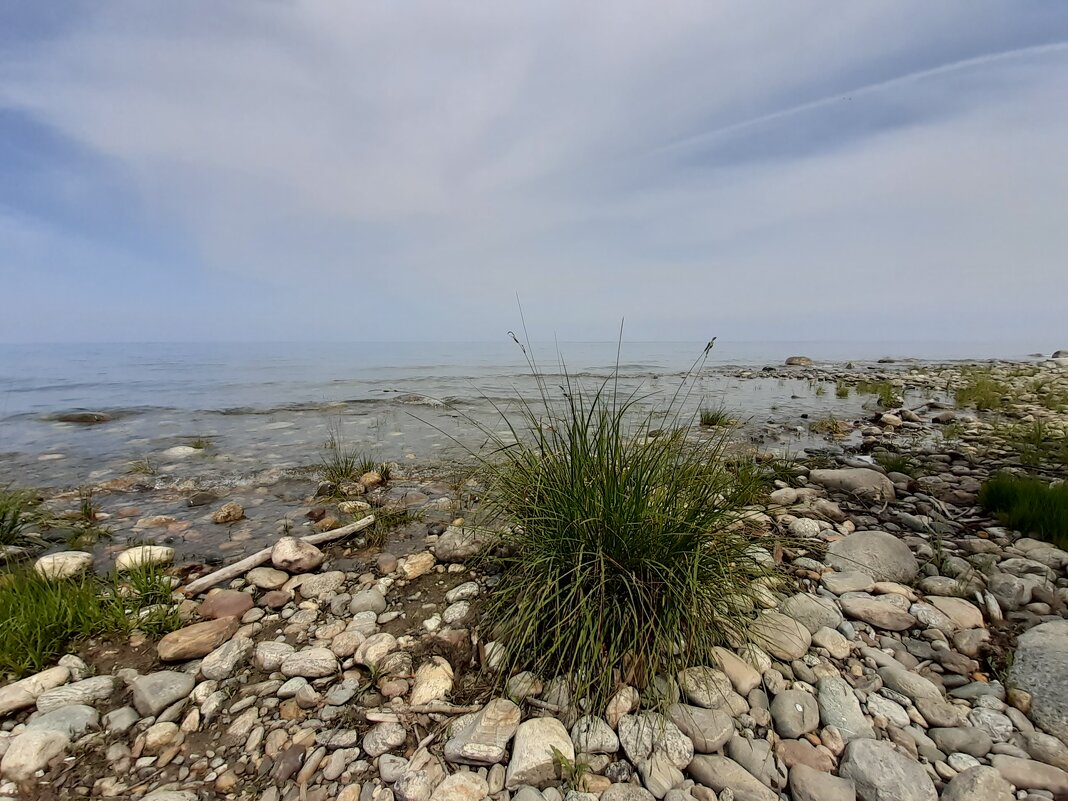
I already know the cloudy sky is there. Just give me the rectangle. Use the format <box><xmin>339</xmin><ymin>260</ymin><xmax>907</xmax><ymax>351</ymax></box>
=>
<box><xmin>1</xmin><ymin>2</ymin><xmax>1066</xmax><ymax>343</ymax></box>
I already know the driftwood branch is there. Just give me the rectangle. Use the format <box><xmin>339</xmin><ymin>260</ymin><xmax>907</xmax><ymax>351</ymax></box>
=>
<box><xmin>181</xmin><ymin>515</ymin><xmax>376</xmax><ymax>596</ymax></box>
<box><xmin>364</xmin><ymin>703</ymin><xmax>483</xmax><ymax>723</ymax></box>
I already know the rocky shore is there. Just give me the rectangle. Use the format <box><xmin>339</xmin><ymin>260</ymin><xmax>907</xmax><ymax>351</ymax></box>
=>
<box><xmin>1</xmin><ymin>357</ymin><xmax>1067</xmax><ymax>801</ymax></box>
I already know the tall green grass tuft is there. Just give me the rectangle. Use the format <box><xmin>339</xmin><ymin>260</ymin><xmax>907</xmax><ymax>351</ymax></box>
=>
<box><xmin>955</xmin><ymin>368</ymin><xmax>1009</xmax><ymax>411</ymax></box>
<box><xmin>699</xmin><ymin>405</ymin><xmax>733</xmax><ymax>428</ymax></box>
<box><xmin>979</xmin><ymin>474</ymin><xmax>1068</xmax><ymax>548</ymax></box>
<box><xmin>0</xmin><ymin>564</ymin><xmax>180</xmax><ymax>678</ymax></box>
<box><xmin>0</xmin><ymin>488</ymin><xmax>31</xmax><ymax>547</ymax></box>
<box><xmin>320</xmin><ymin>429</ymin><xmax>376</xmax><ymax>485</ymax></box>
<box><xmin>473</xmin><ymin>339</ymin><xmax>787</xmax><ymax>708</ymax></box>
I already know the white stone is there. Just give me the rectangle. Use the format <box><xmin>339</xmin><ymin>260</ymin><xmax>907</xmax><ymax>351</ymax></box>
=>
<box><xmin>34</xmin><ymin>551</ymin><xmax>94</xmax><ymax>579</ymax></box>
<box><xmin>115</xmin><ymin>545</ymin><xmax>175</xmax><ymax>571</ymax></box>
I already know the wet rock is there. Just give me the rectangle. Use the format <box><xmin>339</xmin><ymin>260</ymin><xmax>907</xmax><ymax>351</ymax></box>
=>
<box><xmin>839</xmin><ymin>738</ymin><xmax>936</xmax><ymax>801</ymax></box>
<box><xmin>505</xmin><ymin>718</ymin><xmax>573</xmax><ymax>789</ymax></box>
<box><xmin>809</xmin><ymin>469</ymin><xmax>895</xmax><ymax>503</ymax></box>
<box><xmin>212</xmin><ymin>501</ymin><xmax>245</xmax><ymax>524</ymax></box>
<box><xmin>271</xmin><ymin>537</ymin><xmax>325</xmax><ymax>573</ymax></box>
<box><xmin>34</xmin><ymin>551</ymin><xmax>94</xmax><ymax>579</ymax></box>
<box><xmin>116</xmin><ymin>544</ymin><xmax>175</xmax><ymax>571</ymax></box>
<box><xmin>826</xmin><ymin>531</ymin><xmax>917</xmax><ymax>583</ymax></box>
<box><xmin>444</xmin><ymin>699</ymin><xmax>522</xmax><ymax>765</ymax></box>
<box><xmin>158</xmin><ymin>616</ymin><xmax>239</xmax><ymax>661</ymax></box>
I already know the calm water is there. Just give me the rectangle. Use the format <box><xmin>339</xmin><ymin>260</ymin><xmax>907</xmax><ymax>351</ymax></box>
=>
<box><xmin>0</xmin><ymin>340</ymin><xmax>1047</xmax><ymax>488</ymax></box>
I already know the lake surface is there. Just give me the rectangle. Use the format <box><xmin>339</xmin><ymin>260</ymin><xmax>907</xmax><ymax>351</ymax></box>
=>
<box><xmin>0</xmin><ymin>339</ymin><xmax>1049</xmax><ymax>488</ymax></box>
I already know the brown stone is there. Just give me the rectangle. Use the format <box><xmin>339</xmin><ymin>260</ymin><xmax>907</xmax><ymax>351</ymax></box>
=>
<box><xmin>199</xmin><ymin>589</ymin><xmax>254</xmax><ymax>620</ymax></box>
<box><xmin>211</xmin><ymin>502</ymin><xmax>245</xmax><ymax>524</ymax></box>
<box><xmin>775</xmin><ymin>739</ymin><xmax>836</xmax><ymax>772</ymax></box>
<box><xmin>261</xmin><ymin>590</ymin><xmax>293</xmax><ymax>609</ymax></box>
<box><xmin>157</xmin><ymin>617</ymin><xmax>239</xmax><ymax>661</ymax></box>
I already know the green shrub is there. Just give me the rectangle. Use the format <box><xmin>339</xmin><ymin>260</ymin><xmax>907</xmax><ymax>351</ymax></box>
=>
<box><xmin>0</xmin><ymin>564</ymin><xmax>180</xmax><ymax>678</ymax></box>
<box><xmin>0</xmin><ymin>488</ymin><xmax>30</xmax><ymax>547</ymax></box>
<box><xmin>979</xmin><ymin>474</ymin><xmax>1068</xmax><ymax>547</ymax></box>
<box><xmin>474</xmin><ymin>348</ymin><xmax>786</xmax><ymax>708</ymax></box>
<box><xmin>320</xmin><ymin>431</ymin><xmax>375</xmax><ymax>485</ymax></box>
<box><xmin>699</xmin><ymin>406</ymin><xmax>732</xmax><ymax>427</ymax></box>
<box><xmin>955</xmin><ymin>369</ymin><xmax>1009</xmax><ymax>411</ymax></box>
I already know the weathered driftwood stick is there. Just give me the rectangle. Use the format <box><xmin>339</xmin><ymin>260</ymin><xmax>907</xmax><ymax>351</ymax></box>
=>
<box><xmin>363</xmin><ymin>703</ymin><xmax>482</xmax><ymax>723</ymax></box>
<box><xmin>182</xmin><ymin>515</ymin><xmax>376</xmax><ymax>596</ymax></box>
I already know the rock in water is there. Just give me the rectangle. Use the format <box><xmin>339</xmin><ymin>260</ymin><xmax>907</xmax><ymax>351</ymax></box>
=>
<box><xmin>808</xmin><ymin>469</ymin><xmax>895</xmax><ymax>502</ymax></box>
<box><xmin>785</xmin><ymin>356</ymin><xmax>813</xmax><ymax>366</ymax></box>
<box><xmin>271</xmin><ymin>537</ymin><xmax>325</xmax><ymax>573</ymax></box>
<box><xmin>838</xmin><ymin>739</ymin><xmax>936</xmax><ymax>801</ymax></box>
<box><xmin>825</xmin><ymin>531</ymin><xmax>918</xmax><ymax>583</ymax></box>
<box><xmin>211</xmin><ymin>501</ymin><xmax>245</xmax><ymax>524</ymax></box>
<box><xmin>1012</xmin><ymin>619</ymin><xmax>1068</xmax><ymax>745</ymax></box>
<box><xmin>115</xmin><ymin>545</ymin><xmax>175</xmax><ymax>571</ymax></box>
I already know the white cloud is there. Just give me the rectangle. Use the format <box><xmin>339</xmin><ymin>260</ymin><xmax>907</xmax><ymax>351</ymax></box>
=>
<box><xmin>1</xmin><ymin>1</ymin><xmax>1066</xmax><ymax>341</ymax></box>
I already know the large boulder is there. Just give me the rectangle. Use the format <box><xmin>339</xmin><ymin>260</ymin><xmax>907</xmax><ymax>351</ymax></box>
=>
<box><xmin>825</xmin><ymin>531</ymin><xmax>918</xmax><ymax>584</ymax></box>
<box><xmin>808</xmin><ymin>469</ymin><xmax>895</xmax><ymax>502</ymax></box>
<box><xmin>1012</xmin><ymin>620</ymin><xmax>1068</xmax><ymax>745</ymax></box>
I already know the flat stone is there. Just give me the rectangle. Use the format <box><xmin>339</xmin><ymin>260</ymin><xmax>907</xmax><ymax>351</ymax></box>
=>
<box><xmin>505</xmin><ymin>718</ymin><xmax>574</xmax><ymax>789</ymax></box>
<box><xmin>400</xmin><ymin>551</ymin><xmax>437</xmax><ymax>579</ymax></box>
<box><xmin>775</xmin><ymin>738</ymin><xmax>835</xmax><ymax>772</ymax></box>
<box><xmin>271</xmin><ymin>537</ymin><xmax>325</xmax><ymax>573</ymax></box>
<box><xmin>1011</xmin><ymin>619</ymin><xmax>1068</xmax><ymax>745</ymax></box>
<box><xmin>0</xmin><ymin>728</ymin><xmax>70</xmax><ymax>782</ymax></box>
<box><xmin>789</xmin><ymin>763</ymin><xmax>856</xmax><ymax>801</ymax></box>
<box><xmin>571</xmin><ymin>716</ymin><xmax>620</xmax><ymax>754</ymax></box>
<box><xmin>410</xmin><ymin>656</ymin><xmax>454</xmax><ymax>706</ymax></box>
<box><xmin>297</xmin><ymin>570</ymin><xmax>346</xmax><ymax>599</ymax></box>
<box><xmin>199</xmin><ymin>589</ymin><xmax>254</xmax><ymax>620</ymax></box>
<box><xmin>349</xmin><ymin>588</ymin><xmax>387</xmax><ymax>614</ymax></box>
<box><xmin>989</xmin><ymin>754</ymin><xmax>1068</xmax><ymax>795</ymax></box>
<box><xmin>444</xmin><ymin>698</ymin><xmax>522</xmax><ymax>765</ymax></box>
<box><xmin>808</xmin><ymin>469</ymin><xmax>895</xmax><ymax>503</ymax></box>
<box><xmin>812</xmin><ymin>627</ymin><xmax>852</xmax><ymax>658</ymax></box>
<box><xmin>247</xmin><ymin>566</ymin><xmax>289</xmax><ymax>590</ymax></box>
<box><xmin>687</xmin><ymin>754</ymin><xmax>778</xmax><ymax>801</ymax></box>
<box><xmin>200</xmin><ymin>635</ymin><xmax>254</xmax><ymax>681</ymax></box>
<box><xmin>750</xmin><ymin>611</ymin><xmax>812</xmax><ymax>660</ymax></box>
<box><xmin>115</xmin><ymin>545</ymin><xmax>175</xmax><ymax>571</ymax></box>
<box><xmin>711</xmin><ymin>646</ymin><xmax>762</xmax><ymax>694</ymax></box>
<box><xmin>927</xmin><ymin>596</ymin><xmax>984</xmax><ymax>629</ymax></box>
<box><xmin>254</xmin><ymin>641</ymin><xmax>295</xmax><ymax>672</ymax></box>
<box><xmin>435</xmin><ymin>526</ymin><xmax>495</xmax><ymax>562</ymax></box>
<box><xmin>431</xmin><ymin>771</ymin><xmax>489</xmax><ymax>801</ymax></box>
<box><xmin>132</xmin><ymin>671</ymin><xmax>196</xmax><ymax>716</ymax></box>
<box><xmin>618</xmin><ymin>712</ymin><xmax>693</xmax><ymax>768</ymax></box>
<box><xmin>0</xmin><ymin>666</ymin><xmax>70</xmax><ymax>716</ymax></box>
<box><xmin>27</xmin><ymin>704</ymin><xmax>99</xmax><ymax>738</ymax></box>
<box><xmin>666</xmin><ymin>704</ymin><xmax>733</xmax><ymax>753</ymax></box>
<box><xmin>826</xmin><ymin>531</ymin><xmax>917</xmax><ymax>584</ymax></box>
<box><xmin>211</xmin><ymin>501</ymin><xmax>245</xmax><ymax>524</ymax></box>
<box><xmin>601</xmin><ymin>785</ymin><xmax>655</xmax><ymax>801</ymax></box>
<box><xmin>281</xmin><ymin>647</ymin><xmax>339</xmax><ymax>678</ymax></box>
<box><xmin>840</xmin><ymin>596</ymin><xmax>916</xmax><ymax>631</ymax></box>
<box><xmin>822</xmin><ymin>571</ymin><xmax>876</xmax><ymax>595</ymax></box>
<box><xmin>1021</xmin><ymin>730</ymin><xmax>1068</xmax><ymax>771</ymax></box>
<box><xmin>770</xmin><ymin>689</ymin><xmax>820</xmax><ymax>738</ymax></box>
<box><xmin>36</xmin><ymin>675</ymin><xmax>116</xmax><ymax>712</ymax></box>
<box><xmin>878</xmin><ymin>664</ymin><xmax>964</xmax><ymax>727</ymax></box>
<box><xmin>839</xmin><ymin>738</ymin><xmax>936</xmax><ymax>801</ymax></box>
<box><xmin>940</xmin><ymin>766</ymin><xmax>1013</xmax><ymax>801</ymax></box>
<box><xmin>34</xmin><ymin>551</ymin><xmax>94</xmax><ymax>579</ymax></box>
<box><xmin>157</xmin><ymin>616</ymin><xmax>239</xmax><ymax>661</ymax></box>
<box><xmin>780</xmin><ymin>593</ymin><xmax>843</xmax><ymax>634</ymax></box>
<box><xmin>677</xmin><ymin>666</ymin><xmax>733</xmax><ymax>708</ymax></box>
<box><xmin>817</xmin><ymin>677</ymin><xmax>875</xmax><ymax>742</ymax></box>
<box><xmin>363</xmin><ymin>721</ymin><xmax>407</xmax><ymax>757</ymax></box>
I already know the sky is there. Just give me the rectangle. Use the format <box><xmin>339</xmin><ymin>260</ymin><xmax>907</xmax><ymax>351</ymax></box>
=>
<box><xmin>1</xmin><ymin>2</ymin><xmax>1067</xmax><ymax>344</ymax></box>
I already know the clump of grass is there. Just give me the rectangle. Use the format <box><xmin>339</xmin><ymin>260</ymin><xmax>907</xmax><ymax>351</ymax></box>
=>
<box><xmin>699</xmin><ymin>406</ymin><xmax>733</xmax><ymax>428</ymax></box>
<box><xmin>320</xmin><ymin>430</ymin><xmax>375</xmax><ymax>485</ymax></box>
<box><xmin>367</xmin><ymin>507</ymin><xmax>419</xmax><ymax>548</ymax></box>
<box><xmin>473</xmin><ymin>340</ymin><xmax>787</xmax><ymax>709</ymax></box>
<box><xmin>875</xmin><ymin>452</ymin><xmax>914</xmax><ymax>477</ymax></box>
<box><xmin>814</xmin><ymin>384</ymin><xmax>827</xmax><ymax>397</ymax></box>
<box><xmin>835</xmin><ymin>381</ymin><xmax>850</xmax><ymax>399</ymax></box>
<box><xmin>0</xmin><ymin>488</ymin><xmax>32</xmax><ymax>547</ymax></box>
<box><xmin>190</xmin><ymin>437</ymin><xmax>212</xmax><ymax>450</ymax></box>
<box><xmin>0</xmin><ymin>564</ymin><xmax>180</xmax><ymax>678</ymax></box>
<box><xmin>128</xmin><ymin>458</ymin><xmax>158</xmax><ymax>476</ymax></box>
<box><xmin>979</xmin><ymin>473</ymin><xmax>1068</xmax><ymax>548</ymax></box>
<box><xmin>377</xmin><ymin>463</ymin><xmax>393</xmax><ymax>482</ymax></box>
<box><xmin>955</xmin><ymin>368</ymin><xmax>1009</xmax><ymax>411</ymax></box>
<box><xmin>809</xmin><ymin>415</ymin><xmax>849</xmax><ymax>438</ymax></box>
<box><xmin>856</xmin><ymin>380</ymin><xmax>898</xmax><ymax>407</ymax></box>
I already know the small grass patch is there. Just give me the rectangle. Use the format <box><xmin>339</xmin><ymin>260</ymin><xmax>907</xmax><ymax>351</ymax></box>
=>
<box><xmin>0</xmin><ymin>487</ymin><xmax>33</xmax><ymax>547</ymax></box>
<box><xmin>979</xmin><ymin>473</ymin><xmax>1068</xmax><ymax>547</ymax></box>
<box><xmin>128</xmin><ymin>458</ymin><xmax>157</xmax><ymax>476</ymax></box>
<box><xmin>472</xmin><ymin>340</ymin><xmax>788</xmax><ymax>709</ymax></box>
<box><xmin>190</xmin><ymin>437</ymin><xmax>212</xmax><ymax>450</ymax></box>
<box><xmin>366</xmin><ymin>507</ymin><xmax>420</xmax><ymax>548</ymax></box>
<box><xmin>874</xmin><ymin>451</ymin><xmax>914</xmax><ymax>477</ymax></box>
<box><xmin>955</xmin><ymin>368</ymin><xmax>1009</xmax><ymax>411</ymax></box>
<box><xmin>855</xmin><ymin>380</ymin><xmax>898</xmax><ymax>407</ymax></box>
<box><xmin>835</xmin><ymin>381</ymin><xmax>850</xmax><ymax>399</ymax></box>
<box><xmin>0</xmin><ymin>564</ymin><xmax>181</xmax><ymax>678</ymax></box>
<box><xmin>699</xmin><ymin>406</ymin><xmax>733</xmax><ymax>428</ymax></box>
<box><xmin>320</xmin><ymin>430</ymin><xmax>376</xmax><ymax>485</ymax></box>
<box><xmin>809</xmin><ymin>415</ymin><xmax>849</xmax><ymax>438</ymax></box>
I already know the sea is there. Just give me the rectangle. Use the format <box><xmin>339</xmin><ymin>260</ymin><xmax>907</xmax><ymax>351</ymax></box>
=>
<box><xmin>0</xmin><ymin>339</ymin><xmax>1051</xmax><ymax>489</ymax></box>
